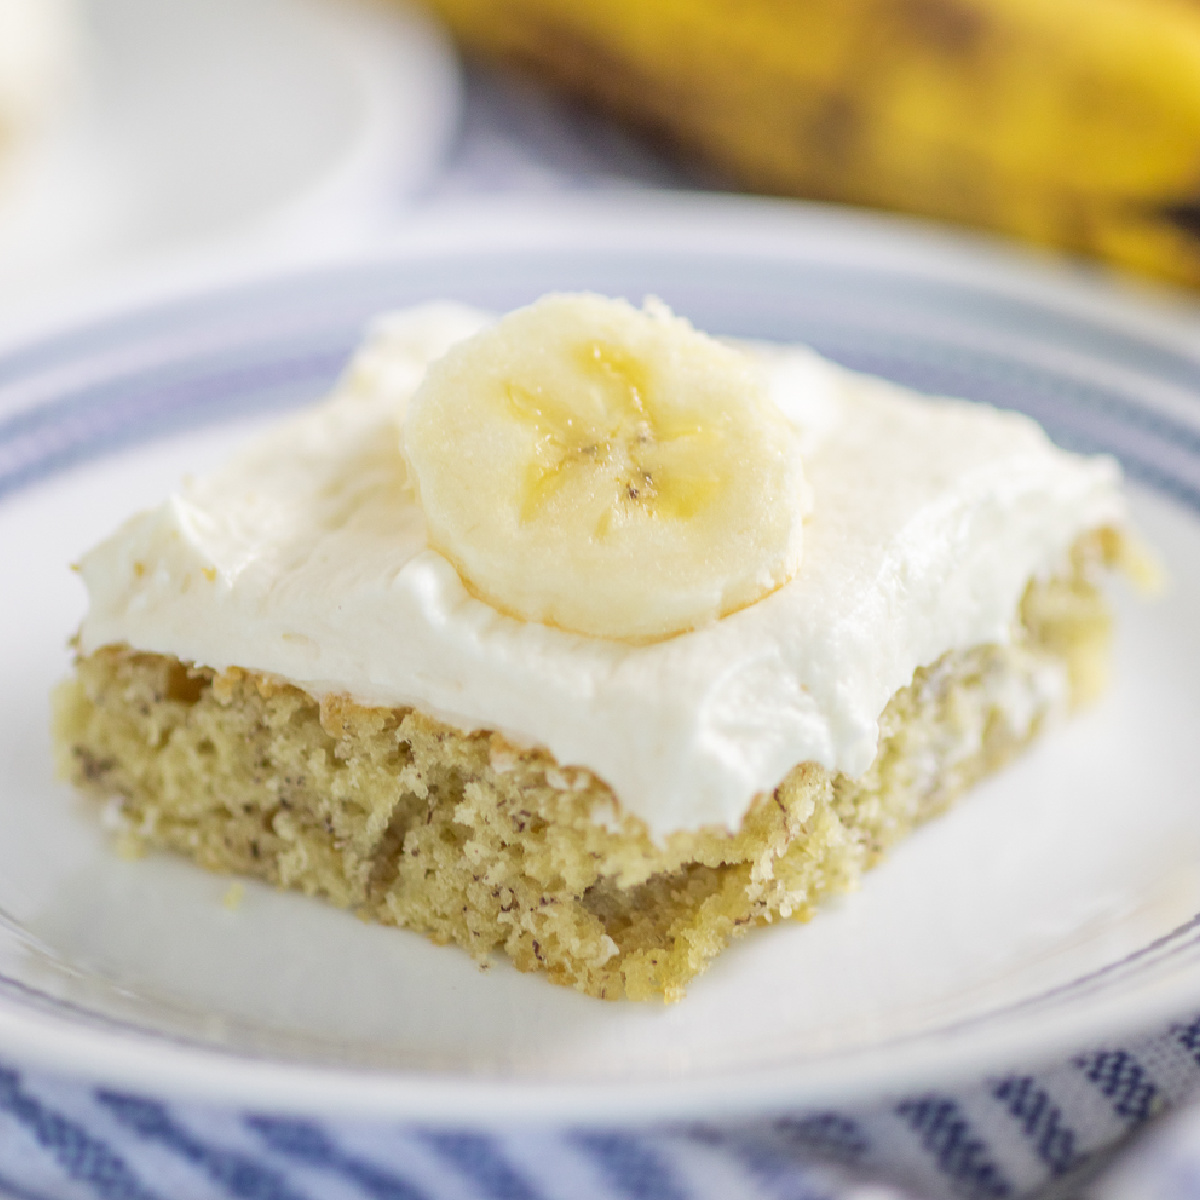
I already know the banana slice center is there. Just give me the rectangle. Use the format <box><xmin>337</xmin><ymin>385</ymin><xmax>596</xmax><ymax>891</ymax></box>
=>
<box><xmin>510</xmin><ymin>340</ymin><xmax>724</xmax><ymax>535</ymax></box>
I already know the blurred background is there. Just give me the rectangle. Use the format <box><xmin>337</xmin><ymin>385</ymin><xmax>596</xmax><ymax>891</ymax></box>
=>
<box><xmin>7</xmin><ymin>0</ymin><xmax>1200</xmax><ymax>321</ymax></box>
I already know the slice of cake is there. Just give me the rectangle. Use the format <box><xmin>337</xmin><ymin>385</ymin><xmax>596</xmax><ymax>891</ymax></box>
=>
<box><xmin>53</xmin><ymin>294</ymin><xmax>1139</xmax><ymax>1002</ymax></box>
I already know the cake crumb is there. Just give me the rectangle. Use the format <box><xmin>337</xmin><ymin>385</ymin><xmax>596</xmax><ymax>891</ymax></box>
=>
<box><xmin>222</xmin><ymin>882</ymin><xmax>245</xmax><ymax>911</ymax></box>
<box><xmin>113</xmin><ymin>830</ymin><xmax>145</xmax><ymax>861</ymax></box>
<box><xmin>489</xmin><ymin>744</ymin><xmax>518</xmax><ymax>774</ymax></box>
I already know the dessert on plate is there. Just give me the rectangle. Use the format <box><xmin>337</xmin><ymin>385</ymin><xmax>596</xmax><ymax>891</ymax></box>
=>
<box><xmin>54</xmin><ymin>293</ymin><xmax>1139</xmax><ymax>1001</ymax></box>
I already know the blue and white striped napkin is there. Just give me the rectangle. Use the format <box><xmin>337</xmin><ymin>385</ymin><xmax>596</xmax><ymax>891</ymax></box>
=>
<box><xmin>5</xmin><ymin>1009</ymin><xmax>1200</xmax><ymax>1200</ymax></box>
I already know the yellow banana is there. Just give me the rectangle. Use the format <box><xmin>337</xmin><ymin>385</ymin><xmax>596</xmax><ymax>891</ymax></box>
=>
<box><xmin>415</xmin><ymin>0</ymin><xmax>1200</xmax><ymax>287</ymax></box>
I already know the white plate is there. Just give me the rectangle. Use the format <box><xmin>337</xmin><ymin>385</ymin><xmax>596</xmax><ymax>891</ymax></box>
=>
<box><xmin>0</xmin><ymin>0</ymin><xmax>460</xmax><ymax>308</ymax></box>
<box><xmin>3</xmin><ymin>196</ymin><xmax>1200</xmax><ymax>1122</ymax></box>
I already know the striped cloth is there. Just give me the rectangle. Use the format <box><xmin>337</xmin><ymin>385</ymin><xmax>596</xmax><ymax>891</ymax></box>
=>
<box><xmin>4</xmin><ymin>1009</ymin><xmax>1200</xmax><ymax>1200</ymax></box>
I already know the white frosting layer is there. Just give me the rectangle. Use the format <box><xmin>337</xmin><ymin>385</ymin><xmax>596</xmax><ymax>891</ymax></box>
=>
<box><xmin>77</xmin><ymin>304</ymin><xmax>1126</xmax><ymax>838</ymax></box>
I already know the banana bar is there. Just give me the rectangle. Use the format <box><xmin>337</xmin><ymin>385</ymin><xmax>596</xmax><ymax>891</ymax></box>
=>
<box><xmin>53</xmin><ymin>296</ymin><xmax>1134</xmax><ymax>1001</ymax></box>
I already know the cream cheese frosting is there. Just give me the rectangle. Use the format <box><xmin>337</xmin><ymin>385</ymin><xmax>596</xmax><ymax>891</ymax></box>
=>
<box><xmin>76</xmin><ymin>303</ymin><xmax>1126</xmax><ymax>838</ymax></box>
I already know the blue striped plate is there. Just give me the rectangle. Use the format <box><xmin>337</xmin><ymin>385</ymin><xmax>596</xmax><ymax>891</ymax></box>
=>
<box><xmin>3</xmin><ymin>195</ymin><xmax>1200</xmax><ymax>1121</ymax></box>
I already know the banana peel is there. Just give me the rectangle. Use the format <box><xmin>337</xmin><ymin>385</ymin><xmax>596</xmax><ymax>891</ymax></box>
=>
<box><xmin>417</xmin><ymin>0</ymin><xmax>1200</xmax><ymax>287</ymax></box>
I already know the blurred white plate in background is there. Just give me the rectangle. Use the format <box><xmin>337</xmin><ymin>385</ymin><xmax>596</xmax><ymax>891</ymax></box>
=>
<box><xmin>0</xmin><ymin>0</ymin><xmax>460</xmax><ymax>310</ymax></box>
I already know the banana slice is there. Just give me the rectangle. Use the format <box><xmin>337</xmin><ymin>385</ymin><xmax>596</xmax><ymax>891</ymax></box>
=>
<box><xmin>403</xmin><ymin>293</ymin><xmax>810</xmax><ymax>642</ymax></box>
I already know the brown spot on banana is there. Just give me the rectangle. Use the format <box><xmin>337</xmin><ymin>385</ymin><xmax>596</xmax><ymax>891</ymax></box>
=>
<box><xmin>804</xmin><ymin>93</ymin><xmax>863</xmax><ymax>175</ymax></box>
<box><xmin>1159</xmin><ymin>198</ymin><xmax>1200</xmax><ymax>243</ymax></box>
<box><xmin>888</xmin><ymin>0</ymin><xmax>991</xmax><ymax>56</ymax></box>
